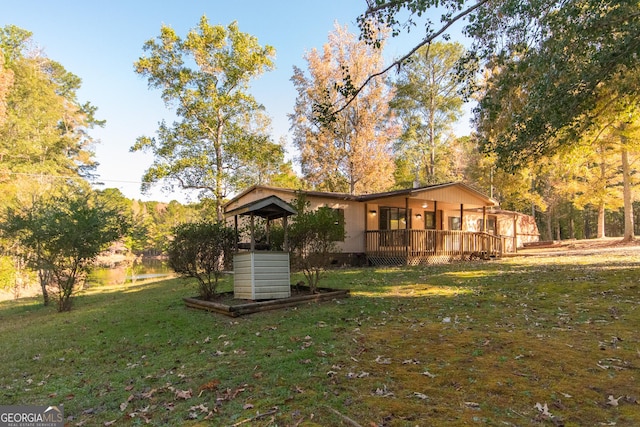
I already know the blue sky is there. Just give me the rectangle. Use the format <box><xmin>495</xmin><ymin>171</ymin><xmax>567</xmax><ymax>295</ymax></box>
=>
<box><xmin>2</xmin><ymin>1</ymin><xmax>468</xmax><ymax>202</ymax></box>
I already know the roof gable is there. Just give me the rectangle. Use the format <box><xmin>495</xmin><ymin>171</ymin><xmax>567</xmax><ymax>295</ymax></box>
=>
<box><xmin>224</xmin><ymin>195</ymin><xmax>297</xmax><ymax>220</ymax></box>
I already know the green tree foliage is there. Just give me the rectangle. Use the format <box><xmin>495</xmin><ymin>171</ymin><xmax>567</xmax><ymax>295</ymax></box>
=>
<box><xmin>357</xmin><ymin>1</ymin><xmax>639</xmax><ymax>161</ymax></box>
<box><xmin>288</xmin><ymin>195</ymin><xmax>345</xmax><ymax>293</ymax></box>
<box><xmin>0</xmin><ymin>25</ymin><xmax>103</xmax><ymax>204</ymax></box>
<box><xmin>167</xmin><ymin>221</ymin><xmax>235</xmax><ymax>300</ymax></box>
<box><xmin>132</xmin><ymin>17</ymin><xmax>284</xmax><ymax>220</ymax></box>
<box><xmin>290</xmin><ymin>22</ymin><xmax>399</xmax><ymax>194</ymax></box>
<box><xmin>391</xmin><ymin>42</ymin><xmax>466</xmax><ymax>185</ymax></box>
<box><xmin>466</xmin><ymin>0</ymin><xmax>640</xmax><ymax>168</ymax></box>
<box><xmin>0</xmin><ymin>186</ymin><xmax>129</xmax><ymax>311</ymax></box>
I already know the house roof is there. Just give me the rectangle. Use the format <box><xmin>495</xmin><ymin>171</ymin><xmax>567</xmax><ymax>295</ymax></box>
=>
<box><xmin>223</xmin><ymin>182</ymin><xmax>499</xmax><ymax>209</ymax></box>
<box><xmin>224</xmin><ymin>195</ymin><xmax>297</xmax><ymax>220</ymax></box>
<box><xmin>356</xmin><ymin>182</ymin><xmax>498</xmax><ymax>205</ymax></box>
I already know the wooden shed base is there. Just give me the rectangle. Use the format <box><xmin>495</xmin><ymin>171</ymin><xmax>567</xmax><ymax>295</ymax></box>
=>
<box><xmin>183</xmin><ymin>285</ymin><xmax>350</xmax><ymax>317</ymax></box>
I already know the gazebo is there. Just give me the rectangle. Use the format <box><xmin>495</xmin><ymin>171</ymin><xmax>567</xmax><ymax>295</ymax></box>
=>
<box><xmin>225</xmin><ymin>195</ymin><xmax>297</xmax><ymax>300</ymax></box>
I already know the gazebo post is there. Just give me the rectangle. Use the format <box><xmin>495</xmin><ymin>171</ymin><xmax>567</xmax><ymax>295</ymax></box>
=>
<box><xmin>283</xmin><ymin>214</ymin><xmax>289</xmax><ymax>252</ymax></box>
<box><xmin>250</xmin><ymin>213</ymin><xmax>255</xmax><ymax>251</ymax></box>
<box><xmin>234</xmin><ymin>215</ymin><xmax>239</xmax><ymax>252</ymax></box>
<box><xmin>266</xmin><ymin>218</ymin><xmax>271</xmax><ymax>246</ymax></box>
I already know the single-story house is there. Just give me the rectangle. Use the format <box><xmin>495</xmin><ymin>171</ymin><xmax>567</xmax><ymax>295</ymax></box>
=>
<box><xmin>223</xmin><ymin>182</ymin><xmax>539</xmax><ymax>266</ymax></box>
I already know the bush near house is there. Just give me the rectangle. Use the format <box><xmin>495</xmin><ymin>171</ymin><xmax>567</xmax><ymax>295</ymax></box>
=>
<box><xmin>288</xmin><ymin>195</ymin><xmax>345</xmax><ymax>292</ymax></box>
<box><xmin>167</xmin><ymin>220</ymin><xmax>235</xmax><ymax>300</ymax></box>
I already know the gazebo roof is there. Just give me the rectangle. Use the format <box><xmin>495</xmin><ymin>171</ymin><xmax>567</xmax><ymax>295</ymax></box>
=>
<box><xmin>224</xmin><ymin>195</ymin><xmax>297</xmax><ymax>220</ymax></box>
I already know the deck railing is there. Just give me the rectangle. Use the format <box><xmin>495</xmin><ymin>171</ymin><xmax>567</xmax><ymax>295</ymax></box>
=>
<box><xmin>365</xmin><ymin>229</ymin><xmax>504</xmax><ymax>265</ymax></box>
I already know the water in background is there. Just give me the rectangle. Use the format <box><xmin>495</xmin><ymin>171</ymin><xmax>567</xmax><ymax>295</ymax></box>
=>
<box><xmin>88</xmin><ymin>258</ymin><xmax>171</xmax><ymax>286</ymax></box>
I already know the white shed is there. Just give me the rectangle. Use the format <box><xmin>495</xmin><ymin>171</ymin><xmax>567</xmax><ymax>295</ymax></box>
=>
<box><xmin>225</xmin><ymin>196</ymin><xmax>297</xmax><ymax>300</ymax></box>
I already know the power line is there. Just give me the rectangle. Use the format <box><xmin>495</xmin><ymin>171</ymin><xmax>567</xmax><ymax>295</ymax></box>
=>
<box><xmin>1</xmin><ymin>171</ymin><xmax>145</xmax><ymax>185</ymax></box>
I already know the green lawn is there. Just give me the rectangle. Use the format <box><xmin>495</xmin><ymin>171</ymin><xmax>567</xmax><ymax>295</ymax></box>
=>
<box><xmin>1</xmin><ymin>251</ymin><xmax>639</xmax><ymax>426</ymax></box>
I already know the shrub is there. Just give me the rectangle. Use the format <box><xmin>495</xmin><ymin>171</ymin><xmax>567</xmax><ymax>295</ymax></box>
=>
<box><xmin>1</xmin><ymin>188</ymin><xmax>129</xmax><ymax>311</ymax></box>
<box><xmin>167</xmin><ymin>221</ymin><xmax>235</xmax><ymax>300</ymax></box>
<box><xmin>289</xmin><ymin>195</ymin><xmax>345</xmax><ymax>293</ymax></box>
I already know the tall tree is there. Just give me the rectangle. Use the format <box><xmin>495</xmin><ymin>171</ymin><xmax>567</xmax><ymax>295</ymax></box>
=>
<box><xmin>0</xmin><ymin>49</ymin><xmax>13</xmax><ymax>125</ymax></box>
<box><xmin>391</xmin><ymin>41</ymin><xmax>465</xmax><ymax>185</ymax></box>
<box><xmin>132</xmin><ymin>17</ymin><xmax>281</xmax><ymax>220</ymax></box>
<box><xmin>0</xmin><ymin>25</ymin><xmax>103</xmax><ymax>204</ymax></box>
<box><xmin>290</xmin><ymin>22</ymin><xmax>398</xmax><ymax>194</ymax></box>
<box><xmin>466</xmin><ymin>0</ymin><xmax>640</xmax><ymax>168</ymax></box>
<box><xmin>354</xmin><ymin>1</ymin><xmax>639</xmax><ymax>137</ymax></box>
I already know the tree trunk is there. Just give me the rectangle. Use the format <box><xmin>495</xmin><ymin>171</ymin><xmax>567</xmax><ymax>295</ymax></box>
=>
<box><xmin>621</xmin><ymin>143</ymin><xmax>634</xmax><ymax>241</ymax></box>
<box><xmin>597</xmin><ymin>203</ymin><xmax>606</xmax><ymax>238</ymax></box>
<box><xmin>38</xmin><ymin>268</ymin><xmax>50</xmax><ymax>306</ymax></box>
<box><xmin>215</xmin><ymin>114</ymin><xmax>225</xmax><ymax>222</ymax></box>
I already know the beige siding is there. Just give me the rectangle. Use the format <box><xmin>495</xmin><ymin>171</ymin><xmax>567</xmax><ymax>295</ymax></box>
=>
<box><xmin>226</xmin><ymin>191</ymin><xmax>366</xmax><ymax>253</ymax></box>
<box><xmin>233</xmin><ymin>252</ymin><xmax>291</xmax><ymax>300</ymax></box>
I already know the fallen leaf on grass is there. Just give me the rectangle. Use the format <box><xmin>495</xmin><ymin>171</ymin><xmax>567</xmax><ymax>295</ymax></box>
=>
<box><xmin>141</xmin><ymin>388</ymin><xmax>157</xmax><ymax>399</ymax></box>
<box><xmin>606</xmin><ymin>395</ymin><xmax>622</xmax><ymax>407</ymax></box>
<box><xmin>535</xmin><ymin>402</ymin><xmax>553</xmax><ymax>417</ymax></box>
<box><xmin>217</xmin><ymin>385</ymin><xmax>247</xmax><ymax>402</ymax></box>
<box><xmin>373</xmin><ymin>385</ymin><xmax>394</xmax><ymax>397</ymax></box>
<box><xmin>189</xmin><ymin>404</ymin><xmax>209</xmax><ymax>413</ymax></box>
<box><xmin>120</xmin><ymin>394</ymin><xmax>134</xmax><ymax>411</ymax></box>
<box><xmin>347</xmin><ymin>371</ymin><xmax>370</xmax><ymax>378</ymax></box>
<box><xmin>174</xmin><ymin>388</ymin><xmax>192</xmax><ymax>400</ymax></box>
<box><xmin>375</xmin><ymin>355</ymin><xmax>392</xmax><ymax>364</ymax></box>
<box><xmin>198</xmin><ymin>379</ymin><xmax>220</xmax><ymax>397</ymax></box>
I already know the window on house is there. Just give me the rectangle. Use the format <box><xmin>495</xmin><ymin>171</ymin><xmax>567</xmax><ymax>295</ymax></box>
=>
<box><xmin>476</xmin><ymin>216</ymin><xmax>497</xmax><ymax>234</ymax></box>
<box><xmin>448</xmin><ymin>216</ymin><xmax>461</xmax><ymax>230</ymax></box>
<box><xmin>332</xmin><ymin>208</ymin><xmax>345</xmax><ymax>241</ymax></box>
<box><xmin>379</xmin><ymin>207</ymin><xmax>407</xmax><ymax>246</ymax></box>
<box><xmin>424</xmin><ymin>211</ymin><xmax>436</xmax><ymax>230</ymax></box>
<box><xmin>379</xmin><ymin>207</ymin><xmax>407</xmax><ymax>230</ymax></box>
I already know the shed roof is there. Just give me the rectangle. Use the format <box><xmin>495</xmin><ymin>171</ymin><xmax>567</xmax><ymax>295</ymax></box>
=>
<box><xmin>224</xmin><ymin>195</ymin><xmax>297</xmax><ymax>220</ymax></box>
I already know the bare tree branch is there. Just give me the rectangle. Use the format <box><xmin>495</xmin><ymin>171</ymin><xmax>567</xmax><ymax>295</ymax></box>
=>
<box><xmin>330</xmin><ymin>0</ymin><xmax>489</xmax><ymax>116</ymax></box>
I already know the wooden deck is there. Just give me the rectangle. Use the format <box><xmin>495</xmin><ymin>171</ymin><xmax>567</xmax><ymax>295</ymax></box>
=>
<box><xmin>365</xmin><ymin>230</ymin><xmax>505</xmax><ymax>266</ymax></box>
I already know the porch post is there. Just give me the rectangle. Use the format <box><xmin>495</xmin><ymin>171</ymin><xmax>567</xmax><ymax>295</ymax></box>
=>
<box><xmin>459</xmin><ymin>204</ymin><xmax>464</xmax><ymax>259</ymax></box>
<box><xmin>513</xmin><ymin>213</ymin><xmax>518</xmax><ymax>253</ymax></box>
<box><xmin>364</xmin><ymin>203</ymin><xmax>368</xmax><ymax>259</ymax></box>
<box><xmin>406</xmin><ymin>198</ymin><xmax>410</xmax><ymax>264</ymax></box>
<box><xmin>482</xmin><ymin>206</ymin><xmax>486</xmax><ymax>232</ymax></box>
<box><xmin>433</xmin><ymin>201</ymin><xmax>439</xmax><ymax>254</ymax></box>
